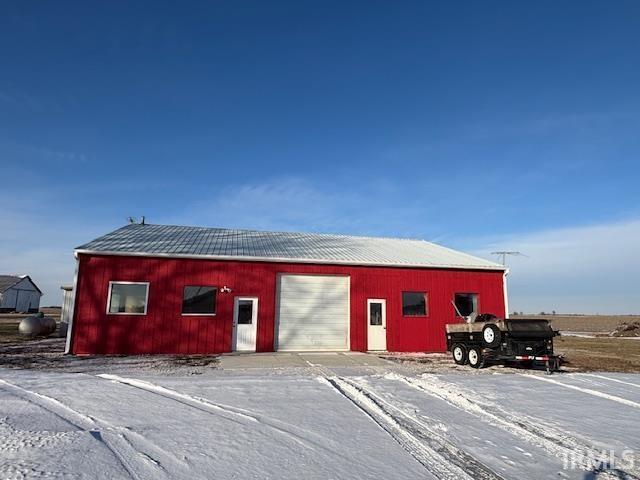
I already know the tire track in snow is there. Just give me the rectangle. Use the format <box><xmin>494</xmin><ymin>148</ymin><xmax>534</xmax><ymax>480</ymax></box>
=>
<box><xmin>387</xmin><ymin>373</ymin><xmax>631</xmax><ymax>475</ymax></box>
<box><xmin>97</xmin><ymin>374</ymin><xmax>359</xmax><ymax>463</ymax></box>
<box><xmin>0</xmin><ymin>378</ymin><xmax>170</xmax><ymax>480</ymax></box>
<box><xmin>321</xmin><ymin>376</ymin><xmax>503</xmax><ymax>480</ymax></box>
<box><xmin>522</xmin><ymin>374</ymin><xmax>640</xmax><ymax>409</ymax></box>
<box><xmin>98</xmin><ymin>374</ymin><xmax>258</xmax><ymax>424</ymax></box>
<box><xmin>341</xmin><ymin>376</ymin><xmax>506</xmax><ymax>480</ymax></box>
<box><xmin>89</xmin><ymin>430</ymin><xmax>148</xmax><ymax>480</ymax></box>
<box><xmin>580</xmin><ymin>374</ymin><xmax>640</xmax><ymax>390</ymax></box>
<box><xmin>0</xmin><ymin>379</ymin><xmax>92</xmax><ymax>430</ymax></box>
<box><xmin>0</xmin><ymin>378</ymin><xmax>182</xmax><ymax>470</ymax></box>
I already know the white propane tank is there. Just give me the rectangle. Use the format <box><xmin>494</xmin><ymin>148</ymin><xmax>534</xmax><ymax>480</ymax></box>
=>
<box><xmin>41</xmin><ymin>316</ymin><xmax>57</xmax><ymax>335</ymax></box>
<box><xmin>18</xmin><ymin>315</ymin><xmax>43</xmax><ymax>336</ymax></box>
<box><xmin>18</xmin><ymin>313</ymin><xmax>56</xmax><ymax>337</ymax></box>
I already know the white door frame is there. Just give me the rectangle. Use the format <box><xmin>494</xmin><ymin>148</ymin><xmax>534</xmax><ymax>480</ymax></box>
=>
<box><xmin>367</xmin><ymin>298</ymin><xmax>387</xmax><ymax>351</ymax></box>
<box><xmin>232</xmin><ymin>296</ymin><xmax>258</xmax><ymax>352</ymax></box>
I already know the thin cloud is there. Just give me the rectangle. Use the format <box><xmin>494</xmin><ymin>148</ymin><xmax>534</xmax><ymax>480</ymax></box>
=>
<box><xmin>471</xmin><ymin>218</ymin><xmax>640</xmax><ymax>314</ymax></box>
<box><xmin>171</xmin><ymin>177</ymin><xmax>356</xmax><ymax>232</ymax></box>
<box><xmin>0</xmin><ymin>139</ymin><xmax>88</xmax><ymax>164</ymax></box>
<box><xmin>4</xmin><ymin>175</ymin><xmax>638</xmax><ymax>313</ymax></box>
<box><xmin>466</xmin><ymin>111</ymin><xmax>627</xmax><ymax>141</ymax></box>
<box><xmin>167</xmin><ymin>177</ymin><xmax>431</xmax><ymax>238</ymax></box>
<box><xmin>0</xmin><ymin>191</ymin><xmax>115</xmax><ymax>306</ymax></box>
<box><xmin>0</xmin><ymin>90</ymin><xmax>41</xmax><ymax>112</ymax></box>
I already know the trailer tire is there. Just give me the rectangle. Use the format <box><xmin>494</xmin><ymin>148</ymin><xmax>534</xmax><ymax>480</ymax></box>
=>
<box><xmin>468</xmin><ymin>347</ymin><xmax>484</xmax><ymax>368</ymax></box>
<box><xmin>452</xmin><ymin>344</ymin><xmax>467</xmax><ymax>365</ymax></box>
<box><xmin>482</xmin><ymin>324</ymin><xmax>501</xmax><ymax>348</ymax></box>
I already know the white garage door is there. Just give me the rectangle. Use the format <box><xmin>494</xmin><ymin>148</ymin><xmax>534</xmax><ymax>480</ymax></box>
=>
<box><xmin>276</xmin><ymin>274</ymin><xmax>350</xmax><ymax>351</ymax></box>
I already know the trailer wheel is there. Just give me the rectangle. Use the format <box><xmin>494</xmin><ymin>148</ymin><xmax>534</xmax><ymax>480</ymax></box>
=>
<box><xmin>452</xmin><ymin>344</ymin><xmax>467</xmax><ymax>365</ymax></box>
<box><xmin>481</xmin><ymin>324</ymin><xmax>501</xmax><ymax>348</ymax></box>
<box><xmin>468</xmin><ymin>347</ymin><xmax>485</xmax><ymax>368</ymax></box>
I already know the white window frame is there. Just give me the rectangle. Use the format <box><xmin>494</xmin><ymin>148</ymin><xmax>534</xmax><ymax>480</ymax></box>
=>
<box><xmin>106</xmin><ymin>281</ymin><xmax>150</xmax><ymax>315</ymax></box>
<box><xmin>402</xmin><ymin>291</ymin><xmax>429</xmax><ymax>317</ymax></box>
<box><xmin>181</xmin><ymin>285</ymin><xmax>218</xmax><ymax>316</ymax></box>
<box><xmin>453</xmin><ymin>292</ymin><xmax>479</xmax><ymax>318</ymax></box>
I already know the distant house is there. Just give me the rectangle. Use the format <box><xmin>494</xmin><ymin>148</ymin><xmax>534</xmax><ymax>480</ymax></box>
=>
<box><xmin>0</xmin><ymin>275</ymin><xmax>42</xmax><ymax>313</ymax></box>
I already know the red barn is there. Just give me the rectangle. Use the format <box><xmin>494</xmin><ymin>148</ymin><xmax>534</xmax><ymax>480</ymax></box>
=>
<box><xmin>65</xmin><ymin>224</ymin><xmax>508</xmax><ymax>355</ymax></box>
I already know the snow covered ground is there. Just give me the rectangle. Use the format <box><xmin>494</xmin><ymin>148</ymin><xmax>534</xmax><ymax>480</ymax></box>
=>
<box><xmin>1</xmin><ymin>357</ymin><xmax>639</xmax><ymax>479</ymax></box>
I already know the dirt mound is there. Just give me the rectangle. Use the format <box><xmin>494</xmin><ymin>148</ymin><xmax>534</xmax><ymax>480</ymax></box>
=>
<box><xmin>609</xmin><ymin>322</ymin><xmax>640</xmax><ymax>337</ymax></box>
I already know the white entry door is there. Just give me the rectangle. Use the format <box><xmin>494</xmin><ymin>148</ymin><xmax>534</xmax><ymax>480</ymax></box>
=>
<box><xmin>233</xmin><ymin>297</ymin><xmax>258</xmax><ymax>352</ymax></box>
<box><xmin>367</xmin><ymin>299</ymin><xmax>387</xmax><ymax>351</ymax></box>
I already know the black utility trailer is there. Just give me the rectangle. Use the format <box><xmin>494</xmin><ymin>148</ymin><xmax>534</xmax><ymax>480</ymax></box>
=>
<box><xmin>445</xmin><ymin>317</ymin><xmax>562</xmax><ymax>372</ymax></box>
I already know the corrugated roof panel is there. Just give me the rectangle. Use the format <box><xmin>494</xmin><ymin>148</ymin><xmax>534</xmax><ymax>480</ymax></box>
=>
<box><xmin>0</xmin><ymin>275</ymin><xmax>23</xmax><ymax>293</ymax></box>
<box><xmin>75</xmin><ymin>223</ymin><xmax>504</xmax><ymax>270</ymax></box>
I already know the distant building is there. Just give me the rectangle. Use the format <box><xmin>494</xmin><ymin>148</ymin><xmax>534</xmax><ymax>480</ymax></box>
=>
<box><xmin>0</xmin><ymin>275</ymin><xmax>42</xmax><ymax>313</ymax></box>
<box><xmin>60</xmin><ymin>284</ymin><xmax>74</xmax><ymax>323</ymax></box>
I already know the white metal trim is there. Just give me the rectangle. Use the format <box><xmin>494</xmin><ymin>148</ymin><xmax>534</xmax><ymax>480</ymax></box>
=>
<box><xmin>106</xmin><ymin>281</ymin><xmax>150</xmax><ymax>315</ymax></box>
<box><xmin>74</xmin><ymin>249</ymin><xmax>506</xmax><ymax>271</ymax></box>
<box><xmin>64</xmin><ymin>254</ymin><xmax>80</xmax><ymax>354</ymax></box>
<box><xmin>503</xmin><ymin>269</ymin><xmax>510</xmax><ymax>319</ymax></box>
<box><xmin>347</xmin><ymin>275</ymin><xmax>351</xmax><ymax>351</ymax></box>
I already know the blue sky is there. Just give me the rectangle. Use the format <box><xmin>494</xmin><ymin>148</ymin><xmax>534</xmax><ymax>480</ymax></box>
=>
<box><xmin>1</xmin><ymin>1</ymin><xmax>639</xmax><ymax>312</ymax></box>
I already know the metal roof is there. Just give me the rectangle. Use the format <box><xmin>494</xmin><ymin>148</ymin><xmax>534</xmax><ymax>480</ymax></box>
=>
<box><xmin>0</xmin><ymin>275</ymin><xmax>22</xmax><ymax>293</ymax></box>
<box><xmin>76</xmin><ymin>223</ymin><xmax>505</xmax><ymax>271</ymax></box>
<box><xmin>0</xmin><ymin>275</ymin><xmax>42</xmax><ymax>294</ymax></box>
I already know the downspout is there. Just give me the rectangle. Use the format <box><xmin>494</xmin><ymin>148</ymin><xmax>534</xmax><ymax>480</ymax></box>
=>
<box><xmin>502</xmin><ymin>268</ymin><xmax>510</xmax><ymax>319</ymax></box>
<box><xmin>64</xmin><ymin>252</ymin><xmax>80</xmax><ymax>354</ymax></box>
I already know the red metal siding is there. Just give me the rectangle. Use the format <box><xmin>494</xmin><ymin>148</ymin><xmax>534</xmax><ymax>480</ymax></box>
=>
<box><xmin>70</xmin><ymin>254</ymin><xmax>506</xmax><ymax>355</ymax></box>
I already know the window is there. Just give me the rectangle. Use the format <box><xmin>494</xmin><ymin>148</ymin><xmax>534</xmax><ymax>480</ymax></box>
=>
<box><xmin>454</xmin><ymin>293</ymin><xmax>478</xmax><ymax>317</ymax></box>
<box><xmin>402</xmin><ymin>292</ymin><xmax>427</xmax><ymax>316</ymax></box>
<box><xmin>369</xmin><ymin>302</ymin><xmax>383</xmax><ymax>326</ymax></box>
<box><xmin>107</xmin><ymin>282</ymin><xmax>149</xmax><ymax>314</ymax></box>
<box><xmin>236</xmin><ymin>299</ymin><xmax>253</xmax><ymax>324</ymax></box>
<box><xmin>182</xmin><ymin>286</ymin><xmax>217</xmax><ymax>315</ymax></box>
